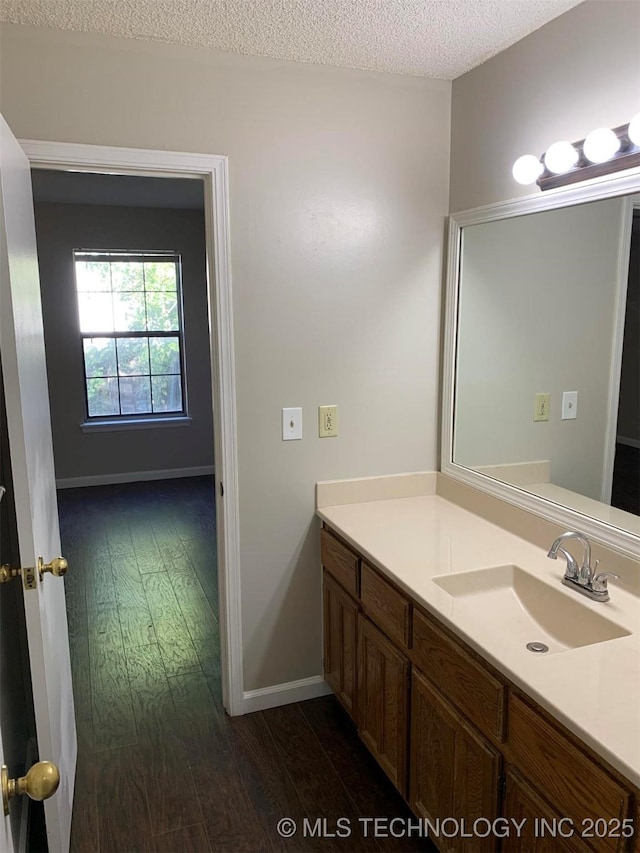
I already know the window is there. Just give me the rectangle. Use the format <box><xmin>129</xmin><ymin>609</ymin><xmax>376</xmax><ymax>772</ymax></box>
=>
<box><xmin>74</xmin><ymin>250</ymin><xmax>186</xmax><ymax>420</ymax></box>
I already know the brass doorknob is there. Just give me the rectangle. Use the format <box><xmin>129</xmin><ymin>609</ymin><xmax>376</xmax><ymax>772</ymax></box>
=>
<box><xmin>38</xmin><ymin>556</ymin><xmax>68</xmax><ymax>581</ymax></box>
<box><xmin>2</xmin><ymin>761</ymin><xmax>60</xmax><ymax>816</ymax></box>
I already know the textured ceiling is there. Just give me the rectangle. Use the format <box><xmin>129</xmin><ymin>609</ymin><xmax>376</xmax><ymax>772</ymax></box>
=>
<box><xmin>1</xmin><ymin>0</ymin><xmax>583</xmax><ymax>79</ymax></box>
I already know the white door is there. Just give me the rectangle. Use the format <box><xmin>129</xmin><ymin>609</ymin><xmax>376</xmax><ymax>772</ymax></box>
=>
<box><xmin>0</xmin><ymin>115</ymin><xmax>76</xmax><ymax>852</ymax></box>
<box><xmin>0</xmin><ymin>486</ymin><xmax>14</xmax><ymax>853</ymax></box>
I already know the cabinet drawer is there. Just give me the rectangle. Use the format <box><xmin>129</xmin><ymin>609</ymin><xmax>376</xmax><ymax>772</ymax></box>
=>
<box><xmin>412</xmin><ymin>608</ymin><xmax>506</xmax><ymax>742</ymax></box>
<box><xmin>360</xmin><ymin>562</ymin><xmax>411</xmax><ymax>649</ymax></box>
<box><xmin>508</xmin><ymin>694</ymin><xmax>629</xmax><ymax>853</ymax></box>
<box><xmin>321</xmin><ymin>527</ymin><xmax>359</xmax><ymax>598</ymax></box>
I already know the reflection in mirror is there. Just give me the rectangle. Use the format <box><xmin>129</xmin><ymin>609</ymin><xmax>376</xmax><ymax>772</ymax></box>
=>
<box><xmin>453</xmin><ymin>193</ymin><xmax>639</xmax><ymax>533</ymax></box>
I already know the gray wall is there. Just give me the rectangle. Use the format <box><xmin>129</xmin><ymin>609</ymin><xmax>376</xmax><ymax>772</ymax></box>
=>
<box><xmin>450</xmin><ymin>1</ymin><xmax>640</xmax><ymax>212</ymax></box>
<box><xmin>455</xmin><ymin>198</ymin><xmax>625</xmax><ymax>500</ymax></box>
<box><xmin>33</xmin><ymin>202</ymin><xmax>214</xmax><ymax>481</ymax></box>
<box><xmin>0</xmin><ymin>23</ymin><xmax>451</xmax><ymax>692</ymax></box>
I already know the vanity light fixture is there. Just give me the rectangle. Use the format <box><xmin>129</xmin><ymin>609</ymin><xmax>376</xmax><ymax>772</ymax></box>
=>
<box><xmin>512</xmin><ymin>113</ymin><xmax>640</xmax><ymax>191</ymax></box>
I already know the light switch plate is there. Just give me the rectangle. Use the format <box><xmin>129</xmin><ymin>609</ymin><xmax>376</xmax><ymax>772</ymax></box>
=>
<box><xmin>562</xmin><ymin>391</ymin><xmax>578</xmax><ymax>420</ymax></box>
<box><xmin>282</xmin><ymin>407</ymin><xmax>302</xmax><ymax>440</ymax></box>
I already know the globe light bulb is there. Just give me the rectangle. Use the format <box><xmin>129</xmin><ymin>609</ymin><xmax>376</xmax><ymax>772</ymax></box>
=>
<box><xmin>628</xmin><ymin>113</ymin><xmax>640</xmax><ymax>147</ymax></box>
<box><xmin>544</xmin><ymin>141</ymin><xmax>578</xmax><ymax>174</ymax></box>
<box><xmin>512</xmin><ymin>155</ymin><xmax>544</xmax><ymax>185</ymax></box>
<box><xmin>583</xmin><ymin>127</ymin><xmax>620</xmax><ymax>163</ymax></box>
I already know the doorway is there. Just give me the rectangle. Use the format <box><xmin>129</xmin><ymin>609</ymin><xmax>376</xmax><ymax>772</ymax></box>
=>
<box><xmin>21</xmin><ymin>138</ymin><xmax>242</xmax><ymax>722</ymax></box>
<box><xmin>611</xmin><ymin>207</ymin><xmax>640</xmax><ymax>515</ymax></box>
<box><xmin>29</xmin><ymin>167</ymin><xmax>224</xmax><ymax>844</ymax></box>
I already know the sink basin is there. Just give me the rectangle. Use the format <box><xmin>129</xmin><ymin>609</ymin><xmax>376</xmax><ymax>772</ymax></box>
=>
<box><xmin>432</xmin><ymin>564</ymin><xmax>630</xmax><ymax>654</ymax></box>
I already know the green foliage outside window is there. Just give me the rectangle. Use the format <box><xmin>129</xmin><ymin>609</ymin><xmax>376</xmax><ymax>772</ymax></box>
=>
<box><xmin>75</xmin><ymin>253</ymin><xmax>185</xmax><ymax>418</ymax></box>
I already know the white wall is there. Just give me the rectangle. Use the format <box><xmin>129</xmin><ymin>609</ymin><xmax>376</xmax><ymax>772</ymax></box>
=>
<box><xmin>450</xmin><ymin>1</ymin><xmax>640</xmax><ymax>212</ymax></box>
<box><xmin>455</xmin><ymin>197</ymin><xmax>626</xmax><ymax>501</ymax></box>
<box><xmin>0</xmin><ymin>23</ymin><xmax>451</xmax><ymax>692</ymax></box>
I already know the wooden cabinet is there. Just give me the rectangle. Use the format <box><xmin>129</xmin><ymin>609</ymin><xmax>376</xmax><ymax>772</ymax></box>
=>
<box><xmin>412</xmin><ymin>608</ymin><xmax>506</xmax><ymax>744</ymax></box>
<box><xmin>320</xmin><ymin>522</ymin><xmax>640</xmax><ymax>853</ymax></box>
<box><xmin>410</xmin><ymin>669</ymin><xmax>501</xmax><ymax>853</ymax></box>
<box><xmin>502</xmin><ymin>767</ymin><xmax>590</xmax><ymax>853</ymax></box>
<box><xmin>357</xmin><ymin>613</ymin><xmax>409</xmax><ymax>797</ymax></box>
<box><xmin>506</xmin><ymin>694</ymin><xmax>630</xmax><ymax>853</ymax></box>
<box><xmin>322</xmin><ymin>569</ymin><xmax>359</xmax><ymax>719</ymax></box>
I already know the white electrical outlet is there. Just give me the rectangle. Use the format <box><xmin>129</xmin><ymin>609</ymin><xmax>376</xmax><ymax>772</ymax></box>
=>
<box><xmin>562</xmin><ymin>391</ymin><xmax>578</xmax><ymax>420</ymax></box>
<box><xmin>282</xmin><ymin>407</ymin><xmax>302</xmax><ymax>440</ymax></box>
<box><xmin>319</xmin><ymin>405</ymin><xmax>338</xmax><ymax>438</ymax></box>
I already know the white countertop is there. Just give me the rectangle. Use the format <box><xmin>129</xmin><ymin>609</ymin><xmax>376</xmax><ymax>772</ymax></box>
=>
<box><xmin>316</xmin><ymin>489</ymin><xmax>640</xmax><ymax>788</ymax></box>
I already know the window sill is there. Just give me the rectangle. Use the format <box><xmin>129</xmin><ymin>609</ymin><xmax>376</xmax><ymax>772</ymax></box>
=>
<box><xmin>80</xmin><ymin>416</ymin><xmax>192</xmax><ymax>433</ymax></box>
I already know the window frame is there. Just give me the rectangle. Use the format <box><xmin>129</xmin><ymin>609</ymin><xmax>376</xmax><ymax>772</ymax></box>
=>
<box><xmin>73</xmin><ymin>249</ymin><xmax>188</xmax><ymax>423</ymax></box>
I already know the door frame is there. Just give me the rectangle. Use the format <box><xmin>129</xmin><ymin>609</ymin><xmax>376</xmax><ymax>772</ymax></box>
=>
<box><xmin>20</xmin><ymin>139</ymin><xmax>244</xmax><ymax>716</ymax></box>
<box><xmin>601</xmin><ymin>195</ymin><xmax>634</xmax><ymax>505</ymax></box>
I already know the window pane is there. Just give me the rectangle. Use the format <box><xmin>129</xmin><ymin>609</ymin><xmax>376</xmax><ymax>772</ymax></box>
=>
<box><xmin>116</xmin><ymin>337</ymin><xmax>150</xmax><ymax>376</ymax></box>
<box><xmin>113</xmin><ymin>292</ymin><xmax>146</xmax><ymax>332</ymax></box>
<box><xmin>111</xmin><ymin>262</ymin><xmax>144</xmax><ymax>292</ymax></box>
<box><xmin>87</xmin><ymin>377</ymin><xmax>119</xmax><ymax>417</ymax></box>
<box><xmin>152</xmin><ymin>375</ymin><xmax>182</xmax><ymax>413</ymax></box>
<box><xmin>149</xmin><ymin>337</ymin><xmax>180</xmax><ymax>375</ymax></box>
<box><xmin>78</xmin><ymin>292</ymin><xmax>114</xmax><ymax>332</ymax></box>
<box><xmin>75</xmin><ymin>261</ymin><xmax>111</xmax><ymax>292</ymax></box>
<box><xmin>145</xmin><ymin>292</ymin><xmax>179</xmax><ymax>331</ymax></box>
<box><xmin>119</xmin><ymin>376</ymin><xmax>152</xmax><ymax>414</ymax></box>
<box><xmin>83</xmin><ymin>338</ymin><xmax>117</xmax><ymax>378</ymax></box>
<box><xmin>144</xmin><ymin>262</ymin><xmax>177</xmax><ymax>292</ymax></box>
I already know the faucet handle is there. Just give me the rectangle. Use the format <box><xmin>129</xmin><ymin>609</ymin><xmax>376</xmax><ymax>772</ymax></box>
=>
<box><xmin>578</xmin><ymin>558</ymin><xmax>599</xmax><ymax>586</ymax></box>
<box><xmin>592</xmin><ymin>572</ymin><xmax>620</xmax><ymax>593</ymax></box>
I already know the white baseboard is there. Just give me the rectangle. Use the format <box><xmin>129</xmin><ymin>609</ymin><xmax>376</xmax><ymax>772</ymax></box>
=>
<box><xmin>56</xmin><ymin>465</ymin><xmax>215</xmax><ymax>489</ymax></box>
<box><xmin>242</xmin><ymin>675</ymin><xmax>331</xmax><ymax>714</ymax></box>
<box><xmin>617</xmin><ymin>436</ymin><xmax>640</xmax><ymax>450</ymax></box>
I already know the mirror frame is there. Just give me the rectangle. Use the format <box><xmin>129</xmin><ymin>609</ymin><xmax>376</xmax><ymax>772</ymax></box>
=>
<box><xmin>442</xmin><ymin>165</ymin><xmax>640</xmax><ymax>559</ymax></box>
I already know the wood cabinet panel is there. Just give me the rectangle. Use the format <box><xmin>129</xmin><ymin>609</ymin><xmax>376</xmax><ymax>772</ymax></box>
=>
<box><xmin>412</xmin><ymin>608</ymin><xmax>506</xmax><ymax>743</ymax></box>
<box><xmin>323</xmin><ymin>570</ymin><xmax>359</xmax><ymax>719</ymax></box>
<box><xmin>361</xmin><ymin>561</ymin><xmax>412</xmax><ymax>650</ymax></box>
<box><xmin>410</xmin><ymin>669</ymin><xmax>501</xmax><ymax>853</ymax></box>
<box><xmin>356</xmin><ymin>613</ymin><xmax>409</xmax><ymax>797</ymax></box>
<box><xmin>320</xmin><ymin>527</ymin><xmax>359</xmax><ymax>598</ymax></box>
<box><xmin>507</xmin><ymin>694</ymin><xmax>629</xmax><ymax>853</ymax></box>
<box><xmin>502</xmin><ymin>767</ymin><xmax>590</xmax><ymax>853</ymax></box>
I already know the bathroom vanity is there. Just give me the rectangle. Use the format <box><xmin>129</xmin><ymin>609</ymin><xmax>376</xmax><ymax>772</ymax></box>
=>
<box><xmin>317</xmin><ymin>478</ymin><xmax>640</xmax><ymax>853</ymax></box>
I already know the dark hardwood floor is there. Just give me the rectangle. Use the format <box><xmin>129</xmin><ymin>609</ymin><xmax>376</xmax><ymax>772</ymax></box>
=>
<box><xmin>58</xmin><ymin>477</ymin><xmax>429</xmax><ymax>853</ymax></box>
<box><xmin>611</xmin><ymin>442</ymin><xmax>640</xmax><ymax>516</ymax></box>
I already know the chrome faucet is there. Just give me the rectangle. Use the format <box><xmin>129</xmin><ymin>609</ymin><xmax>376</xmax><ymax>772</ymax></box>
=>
<box><xmin>547</xmin><ymin>531</ymin><xmax>619</xmax><ymax>602</ymax></box>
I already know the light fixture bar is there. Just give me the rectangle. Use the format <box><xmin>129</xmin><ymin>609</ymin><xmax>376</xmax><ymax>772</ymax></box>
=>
<box><xmin>537</xmin><ymin>121</ymin><xmax>640</xmax><ymax>191</ymax></box>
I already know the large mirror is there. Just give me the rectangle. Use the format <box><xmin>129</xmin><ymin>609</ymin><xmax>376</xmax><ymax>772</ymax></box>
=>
<box><xmin>443</xmin><ymin>172</ymin><xmax>640</xmax><ymax>556</ymax></box>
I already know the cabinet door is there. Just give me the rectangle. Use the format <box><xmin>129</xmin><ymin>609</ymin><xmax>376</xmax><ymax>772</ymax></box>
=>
<box><xmin>502</xmin><ymin>767</ymin><xmax>590</xmax><ymax>853</ymax></box>
<box><xmin>323</xmin><ymin>570</ymin><xmax>359</xmax><ymax>719</ymax></box>
<box><xmin>356</xmin><ymin>613</ymin><xmax>409</xmax><ymax>796</ymax></box>
<box><xmin>410</xmin><ymin>669</ymin><xmax>501</xmax><ymax>853</ymax></box>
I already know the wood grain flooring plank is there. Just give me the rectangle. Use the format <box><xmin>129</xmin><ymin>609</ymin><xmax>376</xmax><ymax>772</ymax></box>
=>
<box><xmin>118</xmin><ymin>604</ymin><xmax>156</xmax><ymax>649</ymax></box>
<box><xmin>96</xmin><ymin>745</ymin><xmax>154</xmax><ymax>853</ymax></box>
<box><xmin>168</xmin><ymin>673</ymin><xmax>272</xmax><ymax>853</ymax></box>
<box><xmin>263</xmin><ymin>703</ymin><xmax>379</xmax><ymax>851</ymax></box>
<box><xmin>225</xmin><ymin>712</ymin><xmax>319</xmax><ymax>851</ymax></box>
<box><xmin>90</xmin><ymin>645</ymin><xmax>138</xmax><ymax>752</ymax></box>
<box><xmin>153</xmin><ymin>823</ymin><xmax>211</xmax><ymax>853</ymax></box>
<box><xmin>144</xmin><ymin>573</ymin><xmax>202</xmax><ymax>676</ymax></box>
<box><xmin>86</xmin><ymin>603</ymin><xmax>124</xmax><ymax>654</ymax></box>
<box><xmin>131</xmin><ymin>678</ymin><xmax>202</xmax><ymax>837</ymax></box>
<box><xmin>300</xmin><ymin>697</ymin><xmax>433</xmax><ymax>852</ymax></box>
<box><xmin>125</xmin><ymin>642</ymin><xmax>168</xmax><ymax>691</ymax></box>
